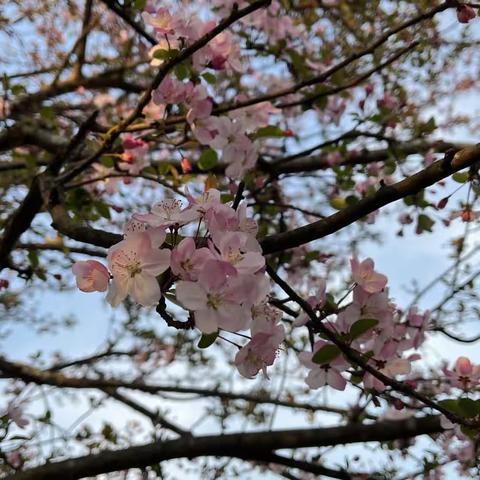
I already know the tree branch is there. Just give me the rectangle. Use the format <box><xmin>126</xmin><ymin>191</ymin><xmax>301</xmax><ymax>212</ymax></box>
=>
<box><xmin>8</xmin><ymin>416</ymin><xmax>442</xmax><ymax>480</ymax></box>
<box><xmin>260</xmin><ymin>144</ymin><xmax>480</xmax><ymax>254</ymax></box>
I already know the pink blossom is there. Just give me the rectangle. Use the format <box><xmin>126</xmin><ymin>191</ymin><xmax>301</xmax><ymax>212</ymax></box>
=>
<box><xmin>298</xmin><ymin>341</ymin><xmax>347</xmax><ymax>391</ymax></box>
<box><xmin>209</xmin><ymin>231</ymin><xmax>265</xmax><ymax>275</ymax></box>
<box><xmin>191</xmin><ymin>116</ymin><xmax>219</xmax><ymax>145</ymax></box>
<box><xmin>5</xmin><ymin>452</ymin><xmax>23</xmax><ymax>469</ymax></box>
<box><xmin>176</xmin><ymin>262</ymin><xmax>252</xmax><ymax>333</ymax></box>
<box><xmin>236</xmin><ymin>303</ymin><xmax>284</xmax><ymax>378</ymax></box>
<box><xmin>293</xmin><ymin>281</ymin><xmax>327</xmax><ymax>327</ymax></box>
<box><xmin>229</xmin><ymin>99</ymin><xmax>280</xmax><ymax>132</ymax></box>
<box><xmin>235</xmin><ymin>327</ymin><xmax>284</xmax><ymax>378</ymax></box>
<box><xmin>455</xmin><ymin>356</ymin><xmax>474</xmax><ymax>376</ymax></box>
<box><xmin>72</xmin><ymin>260</ymin><xmax>110</xmax><ymax>293</ymax></box>
<box><xmin>119</xmin><ymin>135</ymin><xmax>149</xmax><ymax>175</ymax></box>
<box><xmin>142</xmin><ymin>8</ymin><xmax>175</xmax><ymax>35</ymax></box>
<box><xmin>405</xmin><ymin>307</ymin><xmax>429</xmax><ymax>349</ymax></box>
<box><xmin>364</xmin><ymin>358</ymin><xmax>411</xmax><ymax>392</ymax></box>
<box><xmin>224</xmin><ymin>136</ymin><xmax>258</xmax><ymax>179</ymax></box>
<box><xmin>153</xmin><ymin>76</ymin><xmax>191</xmax><ymax>105</ymax></box>
<box><xmin>350</xmin><ymin>257</ymin><xmax>387</xmax><ymax>294</ymax></box>
<box><xmin>106</xmin><ymin>231</ymin><xmax>170</xmax><ymax>307</ymax></box>
<box><xmin>171</xmin><ymin>238</ymin><xmax>213</xmax><ymax>281</ymax></box>
<box><xmin>185</xmin><ymin>187</ymin><xmax>222</xmax><ymax>218</ymax></box>
<box><xmin>186</xmin><ymin>85</ymin><xmax>212</xmax><ymax>124</ymax></box>
<box><xmin>205</xmin><ymin>202</ymin><xmax>260</xmax><ymax>252</ymax></box>
<box><xmin>6</xmin><ymin>401</ymin><xmax>29</xmax><ymax>429</ymax></box>
<box><xmin>134</xmin><ymin>199</ymin><xmax>197</xmax><ymax>228</ymax></box>
<box><xmin>377</xmin><ymin>92</ymin><xmax>399</xmax><ymax>110</ymax></box>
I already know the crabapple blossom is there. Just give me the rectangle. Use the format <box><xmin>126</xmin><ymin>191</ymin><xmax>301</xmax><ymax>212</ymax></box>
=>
<box><xmin>184</xmin><ymin>187</ymin><xmax>222</xmax><ymax>218</ymax></box>
<box><xmin>142</xmin><ymin>8</ymin><xmax>175</xmax><ymax>35</ymax></box>
<box><xmin>119</xmin><ymin>135</ymin><xmax>148</xmax><ymax>175</ymax></box>
<box><xmin>350</xmin><ymin>257</ymin><xmax>387</xmax><ymax>293</ymax></box>
<box><xmin>72</xmin><ymin>260</ymin><xmax>110</xmax><ymax>293</ymax></box>
<box><xmin>235</xmin><ymin>303</ymin><xmax>284</xmax><ymax>378</ymax></box>
<box><xmin>235</xmin><ymin>325</ymin><xmax>284</xmax><ymax>378</ymax></box>
<box><xmin>170</xmin><ymin>238</ymin><xmax>213</xmax><ymax>281</ymax></box>
<box><xmin>298</xmin><ymin>341</ymin><xmax>347</xmax><ymax>391</ymax></box>
<box><xmin>209</xmin><ymin>231</ymin><xmax>265</xmax><ymax>275</ymax></box>
<box><xmin>444</xmin><ymin>356</ymin><xmax>480</xmax><ymax>390</ymax></box>
<box><xmin>229</xmin><ymin>99</ymin><xmax>280</xmax><ymax>132</ymax></box>
<box><xmin>176</xmin><ymin>261</ymin><xmax>253</xmax><ymax>333</ymax></box>
<box><xmin>134</xmin><ymin>198</ymin><xmax>197</xmax><ymax>228</ymax></box>
<box><xmin>293</xmin><ymin>280</ymin><xmax>327</xmax><ymax>327</ymax></box>
<box><xmin>106</xmin><ymin>231</ymin><xmax>170</xmax><ymax>307</ymax></box>
<box><xmin>363</xmin><ymin>358</ymin><xmax>411</xmax><ymax>392</ymax></box>
<box><xmin>5</xmin><ymin>401</ymin><xmax>29</xmax><ymax>429</ymax></box>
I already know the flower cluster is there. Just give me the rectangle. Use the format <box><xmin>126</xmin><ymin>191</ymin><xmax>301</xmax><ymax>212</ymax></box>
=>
<box><xmin>444</xmin><ymin>356</ymin><xmax>480</xmax><ymax>391</ymax></box>
<box><xmin>298</xmin><ymin>257</ymin><xmax>430</xmax><ymax>392</ymax></box>
<box><xmin>73</xmin><ymin>185</ymin><xmax>285</xmax><ymax>378</ymax></box>
<box><xmin>151</xmin><ymin>74</ymin><xmax>278</xmax><ymax>179</ymax></box>
<box><xmin>142</xmin><ymin>5</ymin><xmax>281</xmax><ymax>179</ymax></box>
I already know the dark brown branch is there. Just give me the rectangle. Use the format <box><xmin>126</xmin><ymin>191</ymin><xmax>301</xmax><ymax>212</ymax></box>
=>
<box><xmin>99</xmin><ymin>0</ymin><xmax>157</xmax><ymax>46</ymax></box>
<box><xmin>213</xmin><ymin>1</ymin><xmax>455</xmax><ymax>115</ymax></box>
<box><xmin>16</xmin><ymin>242</ymin><xmax>106</xmax><ymax>258</ymax></box>
<box><xmin>260</xmin><ymin>144</ymin><xmax>480</xmax><ymax>254</ymax></box>
<box><xmin>49</xmin><ymin>203</ymin><xmax>122</xmax><ymax>248</ymax></box>
<box><xmin>57</xmin><ymin>0</ymin><xmax>272</xmax><ymax>185</ymax></box>
<box><xmin>0</xmin><ymin>355</ymin><xmax>353</xmax><ymax>416</ymax></box>
<box><xmin>8</xmin><ymin>416</ymin><xmax>442</xmax><ymax>480</ymax></box>
<box><xmin>103</xmin><ymin>389</ymin><xmax>190</xmax><ymax>437</ymax></box>
<box><xmin>265</xmin><ymin>265</ymin><xmax>471</xmax><ymax>427</ymax></box>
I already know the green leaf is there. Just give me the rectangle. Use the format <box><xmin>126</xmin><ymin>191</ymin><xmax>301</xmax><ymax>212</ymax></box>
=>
<box><xmin>100</xmin><ymin>156</ymin><xmax>114</xmax><ymax>168</ymax></box>
<box><xmin>95</xmin><ymin>202</ymin><xmax>111</xmax><ymax>219</ymax></box>
<box><xmin>134</xmin><ymin>0</ymin><xmax>146</xmax><ymax>9</ymax></box>
<box><xmin>416</xmin><ymin>214</ymin><xmax>434</xmax><ymax>234</ymax></box>
<box><xmin>312</xmin><ymin>344</ymin><xmax>341</xmax><ymax>365</ymax></box>
<box><xmin>350</xmin><ymin>318</ymin><xmax>378</xmax><ymax>340</ymax></box>
<box><xmin>28</xmin><ymin>250</ymin><xmax>39</xmax><ymax>269</ymax></box>
<box><xmin>458</xmin><ymin>398</ymin><xmax>480</xmax><ymax>418</ymax></box>
<box><xmin>198</xmin><ymin>149</ymin><xmax>218</xmax><ymax>171</ymax></box>
<box><xmin>329</xmin><ymin>197</ymin><xmax>347</xmax><ymax>210</ymax></box>
<box><xmin>155</xmin><ymin>161</ymin><xmax>171</xmax><ymax>175</ymax></box>
<box><xmin>174</xmin><ymin>63</ymin><xmax>189</xmax><ymax>81</ymax></box>
<box><xmin>202</xmin><ymin>72</ymin><xmax>216</xmax><ymax>85</ymax></box>
<box><xmin>40</xmin><ymin>106</ymin><xmax>55</xmax><ymax>120</ymax></box>
<box><xmin>152</xmin><ymin>48</ymin><xmax>179</xmax><ymax>61</ymax></box>
<box><xmin>452</xmin><ymin>172</ymin><xmax>469</xmax><ymax>184</ymax></box>
<box><xmin>323</xmin><ymin>293</ymin><xmax>337</xmax><ymax>315</ymax></box>
<box><xmin>11</xmin><ymin>84</ymin><xmax>26</xmax><ymax>95</ymax></box>
<box><xmin>254</xmin><ymin>125</ymin><xmax>285</xmax><ymax>139</ymax></box>
<box><xmin>438</xmin><ymin>399</ymin><xmax>462</xmax><ymax>415</ymax></box>
<box><xmin>198</xmin><ymin>331</ymin><xmax>218</xmax><ymax>349</ymax></box>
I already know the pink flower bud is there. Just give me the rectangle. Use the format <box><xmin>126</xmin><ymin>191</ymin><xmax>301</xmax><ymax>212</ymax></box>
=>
<box><xmin>457</xmin><ymin>5</ymin><xmax>476</xmax><ymax>24</ymax></box>
<box><xmin>122</xmin><ymin>135</ymin><xmax>145</xmax><ymax>150</ymax></box>
<box><xmin>181</xmin><ymin>157</ymin><xmax>192</xmax><ymax>174</ymax></box>
<box><xmin>437</xmin><ymin>197</ymin><xmax>449</xmax><ymax>209</ymax></box>
<box><xmin>455</xmin><ymin>356</ymin><xmax>473</xmax><ymax>376</ymax></box>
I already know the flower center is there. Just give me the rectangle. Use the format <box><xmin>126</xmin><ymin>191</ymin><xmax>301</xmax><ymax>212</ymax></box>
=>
<box><xmin>206</xmin><ymin>292</ymin><xmax>223</xmax><ymax>309</ymax></box>
<box><xmin>127</xmin><ymin>261</ymin><xmax>142</xmax><ymax>278</ymax></box>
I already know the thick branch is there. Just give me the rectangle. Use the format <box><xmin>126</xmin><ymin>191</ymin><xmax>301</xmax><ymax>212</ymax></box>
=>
<box><xmin>8</xmin><ymin>416</ymin><xmax>442</xmax><ymax>480</ymax></box>
<box><xmin>260</xmin><ymin>144</ymin><xmax>480</xmax><ymax>254</ymax></box>
<box><xmin>0</xmin><ymin>355</ymin><xmax>352</xmax><ymax>416</ymax></box>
